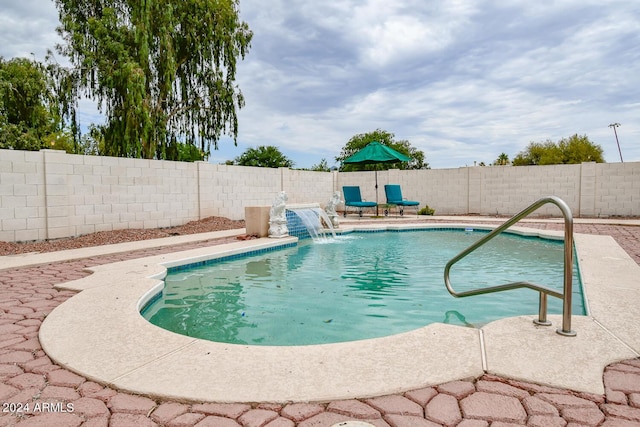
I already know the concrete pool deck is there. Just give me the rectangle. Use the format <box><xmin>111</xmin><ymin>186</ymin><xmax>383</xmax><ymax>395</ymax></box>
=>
<box><xmin>37</xmin><ymin>221</ymin><xmax>640</xmax><ymax>400</ymax></box>
<box><xmin>2</xmin><ymin>216</ymin><xmax>640</xmax><ymax>426</ymax></box>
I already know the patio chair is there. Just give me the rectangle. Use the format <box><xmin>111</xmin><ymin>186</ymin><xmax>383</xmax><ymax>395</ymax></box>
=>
<box><xmin>342</xmin><ymin>186</ymin><xmax>377</xmax><ymax>217</ymax></box>
<box><xmin>384</xmin><ymin>184</ymin><xmax>420</xmax><ymax>216</ymax></box>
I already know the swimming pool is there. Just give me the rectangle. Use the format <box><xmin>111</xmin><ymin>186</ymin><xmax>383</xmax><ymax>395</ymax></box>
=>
<box><xmin>40</xmin><ymin>222</ymin><xmax>640</xmax><ymax>402</ymax></box>
<box><xmin>142</xmin><ymin>229</ymin><xmax>584</xmax><ymax>346</ymax></box>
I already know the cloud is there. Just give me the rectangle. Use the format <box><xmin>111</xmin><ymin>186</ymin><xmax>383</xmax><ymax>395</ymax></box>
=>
<box><xmin>1</xmin><ymin>0</ymin><xmax>639</xmax><ymax>168</ymax></box>
<box><xmin>0</xmin><ymin>0</ymin><xmax>61</xmax><ymax>60</ymax></box>
<box><xmin>352</xmin><ymin>1</ymin><xmax>477</xmax><ymax>67</ymax></box>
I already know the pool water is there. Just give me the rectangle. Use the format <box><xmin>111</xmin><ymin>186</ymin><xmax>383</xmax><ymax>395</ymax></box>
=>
<box><xmin>142</xmin><ymin>230</ymin><xmax>584</xmax><ymax>346</ymax></box>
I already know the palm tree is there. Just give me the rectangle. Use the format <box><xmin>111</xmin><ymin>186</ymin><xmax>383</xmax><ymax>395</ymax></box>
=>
<box><xmin>495</xmin><ymin>153</ymin><xmax>510</xmax><ymax>166</ymax></box>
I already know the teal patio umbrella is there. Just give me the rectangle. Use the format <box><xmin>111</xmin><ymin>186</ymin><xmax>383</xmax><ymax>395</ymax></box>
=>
<box><xmin>343</xmin><ymin>141</ymin><xmax>411</xmax><ymax>216</ymax></box>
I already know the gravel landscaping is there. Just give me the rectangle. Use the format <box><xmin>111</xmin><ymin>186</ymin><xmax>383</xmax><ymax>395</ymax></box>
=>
<box><xmin>0</xmin><ymin>216</ymin><xmax>245</xmax><ymax>256</ymax></box>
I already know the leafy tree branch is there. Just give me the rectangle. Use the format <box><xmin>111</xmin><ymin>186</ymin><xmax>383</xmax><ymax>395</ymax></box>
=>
<box><xmin>54</xmin><ymin>0</ymin><xmax>253</xmax><ymax>160</ymax></box>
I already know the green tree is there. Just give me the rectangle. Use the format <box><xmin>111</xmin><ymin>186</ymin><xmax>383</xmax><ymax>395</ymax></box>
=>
<box><xmin>558</xmin><ymin>134</ymin><xmax>605</xmax><ymax>164</ymax></box>
<box><xmin>493</xmin><ymin>152</ymin><xmax>510</xmax><ymax>166</ymax></box>
<box><xmin>310</xmin><ymin>158</ymin><xmax>331</xmax><ymax>172</ymax></box>
<box><xmin>513</xmin><ymin>135</ymin><xmax>604</xmax><ymax>166</ymax></box>
<box><xmin>70</xmin><ymin>122</ymin><xmax>209</xmax><ymax>160</ymax></box>
<box><xmin>234</xmin><ymin>145</ymin><xmax>294</xmax><ymax>168</ymax></box>
<box><xmin>512</xmin><ymin>140</ymin><xmax>561</xmax><ymax>165</ymax></box>
<box><xmin>176</xmin><ymin>143</ymin><xmax>206</xmax><ymax>162</ymax></box>
<box><xmin>336</xmin><ymin>129</ymin><xmax>428</xmax><ymax>171</ymax></box>
<box><xmin>76</xmin><ymin>124</ymin><xmax>106</xmax><ymax>155</ymax></box>
<box><xmin>54</xmin><ymin>0</ymin><xmax>253</xmax><ymax>160</ymax></box>
<box><xmin>0</xmin><ymin>57</ymin><xmax>76</xmax><ymax>152</ymax></box>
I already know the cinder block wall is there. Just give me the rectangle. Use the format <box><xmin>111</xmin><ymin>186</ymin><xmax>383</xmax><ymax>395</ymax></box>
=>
<box><xmin>1</xmin><ymin>148</ymin><xmax>639</xmax><ymax>242</ymax></box>
<box><xmin>412</xmin><ymin>168</ymin><xmax>470</xmax><ymax>214</ymax></box>
<box><xmin>0</xmin><ymin>150</ymin><xmax>47</xmax><ymax>242</ymax></box>
<box><xmin>0</xmin><ymin>150</ymin><xmax>202</xmax><ymax>241</ymax></box>
<box><xmin>336</xmin><ymin>163</ymin><xmax>639</xmax><ymax>218</ymax></box>
<box><xmin>594</xmin><ymin>162</ymin><xmax>640</xmax><ymax>217</ymax></box>
<box><xmin>282</xmin><ymin>169</ymin><xmax>336</xmax><ymax>206</ymax></box>
<box><xmin>477</xmin><ymin>164</ymin><xmax>582</xmax><ymax>216</ymax></box>
<box><xmin>199</xmin><ymin>163</ymin><xmax>281</xmax><ymax>220</ymax></box>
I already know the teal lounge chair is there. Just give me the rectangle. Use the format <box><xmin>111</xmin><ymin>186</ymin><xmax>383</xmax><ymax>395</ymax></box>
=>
<box><xmin>342</xmin><ymin>186</ymin><xmax>377</xmax><ymax>217</ymax></box>
<box><xmin>384</xmin><ymin>184</ymin><xmax>420</xmax><ymax>216</ymax></box>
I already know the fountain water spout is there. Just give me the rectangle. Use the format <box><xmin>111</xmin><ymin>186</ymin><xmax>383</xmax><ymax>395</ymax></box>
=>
<box><xmin>289</xmin><ymin>207</ymin><xmax>336</xmax><ymax>240</ymax></box>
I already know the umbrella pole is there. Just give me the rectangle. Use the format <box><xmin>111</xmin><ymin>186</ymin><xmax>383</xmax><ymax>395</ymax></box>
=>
<box><xmin>375</xmin><ymin>168</ymin><xmax>379</xmax><ymax>216</ymax></box>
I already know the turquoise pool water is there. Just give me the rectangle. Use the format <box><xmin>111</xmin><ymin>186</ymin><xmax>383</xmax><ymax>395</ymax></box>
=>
<box><xmin>142</xmin><ymin>229</ymin><xmax>584</xmax><ymax>346</ymax></box>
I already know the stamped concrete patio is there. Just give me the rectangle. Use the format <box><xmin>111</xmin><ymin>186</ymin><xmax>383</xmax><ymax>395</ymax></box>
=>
<box><xmin>1</xmin><ymin>216</ymin><xmax>639</xmax><ymax>426</ymax></box>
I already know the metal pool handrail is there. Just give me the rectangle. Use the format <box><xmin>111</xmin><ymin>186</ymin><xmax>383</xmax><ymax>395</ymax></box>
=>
<box><xmin>444</xmin><ymin>196</ymin><xmax>576</xmax><ymax>336</ymax></box>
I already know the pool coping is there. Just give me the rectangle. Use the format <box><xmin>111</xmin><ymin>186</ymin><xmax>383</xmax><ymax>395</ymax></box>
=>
<box><xmin>38</xmin><ymin>223</ymin><xmax>640</xmax><ymax>403</ymax></box>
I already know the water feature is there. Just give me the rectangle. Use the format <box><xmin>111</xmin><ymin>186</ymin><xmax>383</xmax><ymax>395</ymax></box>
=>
<box><xmin>289</xmin><ymin>207</ymin><xmax>337</xmax><ymax>240</ymax></box>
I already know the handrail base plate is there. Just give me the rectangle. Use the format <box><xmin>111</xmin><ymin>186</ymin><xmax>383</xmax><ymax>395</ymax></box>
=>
<box><xmin>556</xmin><ymin>328</ymin><xmax>577</xmax><ymax>337</ymax></box>
<box><xmin>533</xmin><ymin>319</ymin><xmax>552</xmax><ymax>326</ymax></box>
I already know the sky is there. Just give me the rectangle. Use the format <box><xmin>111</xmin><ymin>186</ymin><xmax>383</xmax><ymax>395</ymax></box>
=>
<box><xmin>1</xmin><ymin>0</ymin><xmax>639</xmax><ymax>169</ymax></box>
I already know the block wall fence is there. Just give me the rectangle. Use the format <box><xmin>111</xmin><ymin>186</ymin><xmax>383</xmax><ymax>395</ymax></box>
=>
<box><xmin>1</xmin><ymin>148</ymin><xmax>639</xmax><ymax>242</ymax></box>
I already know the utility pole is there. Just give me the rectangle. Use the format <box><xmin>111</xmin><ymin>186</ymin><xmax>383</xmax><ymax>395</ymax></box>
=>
<box><xmin>608</xmin><ymin>123</ymin><xmax>623</xmax><ymax>162</ymax></box>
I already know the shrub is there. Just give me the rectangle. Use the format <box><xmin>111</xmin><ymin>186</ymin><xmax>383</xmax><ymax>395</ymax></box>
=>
<box><xmin>418</xmin><ymin>205</ymin><xmax>435</xmax><ymax>215</ymax></box>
